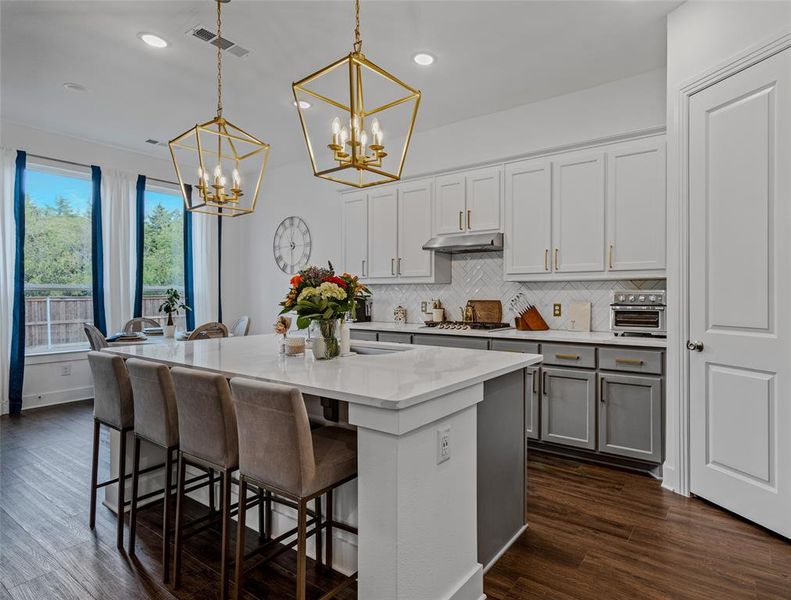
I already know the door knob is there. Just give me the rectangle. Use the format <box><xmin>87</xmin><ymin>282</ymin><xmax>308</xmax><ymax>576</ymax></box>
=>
<box><xmin>686</xmin><ymin>340</ymin><xmax>704</xmax><ymax>352</ymax></box>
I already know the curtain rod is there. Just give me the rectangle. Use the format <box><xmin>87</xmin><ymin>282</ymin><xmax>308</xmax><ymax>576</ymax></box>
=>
<box><xmin>26</xmin><ymin>152</ymin><xmax>178</xmax><ymax>187</ymax></box>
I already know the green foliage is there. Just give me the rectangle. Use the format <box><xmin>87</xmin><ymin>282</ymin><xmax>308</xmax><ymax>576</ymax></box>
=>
<box><xmin>143</xmin><ymin>203</ymin><xmax>183</xmax><ymax>287</ymax></box>
<box><xmin>158</xmin><ymin>287</ymin><xmax>190</xmax><ymax>326</ymax></box>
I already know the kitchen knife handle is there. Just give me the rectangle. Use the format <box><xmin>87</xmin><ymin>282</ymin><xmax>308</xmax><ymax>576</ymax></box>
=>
<box><xmin>467</xmin><ymin>209</ymin><xmax>472</xmax><ymax>230</ymax></box>
<box><xmin>544</xmin><ymin>249</ymin><xmax>549</xmax><ymax>271</ymax></box>
<box><xmin>459</xmin><ymin>211</ymin><xmax>464</xmax><ymax>231</ymax></box>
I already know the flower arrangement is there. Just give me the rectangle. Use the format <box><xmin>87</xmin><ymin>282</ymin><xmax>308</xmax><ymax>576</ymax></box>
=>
<box><xmin>279</xmin><ymin>263</ymin><xmax>370</xmax><ymax>330</ymax></box>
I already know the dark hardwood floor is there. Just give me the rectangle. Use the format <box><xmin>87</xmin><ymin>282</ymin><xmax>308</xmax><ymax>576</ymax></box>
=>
<box><xmin>2</xmin><ymin>401</ymin><xmax>790</xmax><ymax>600</ymax></box>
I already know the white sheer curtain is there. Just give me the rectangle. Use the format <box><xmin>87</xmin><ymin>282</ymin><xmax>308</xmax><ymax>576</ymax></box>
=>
<box><xmin>100</xmin><ymin>169</ymin><xmax>136</xmax><ymax>334</ymax></box>
<box><xmin>191</xmin><ymin>211</ymin><xmax>219</xmax><ymax>326</ymax></box>
<box><xmin>1</xmin><ymin>148</ymin><xmax>17</xmax><ymax>414</ymax></box>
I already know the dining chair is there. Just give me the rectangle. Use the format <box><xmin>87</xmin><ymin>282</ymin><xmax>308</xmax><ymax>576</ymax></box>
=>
<box><xmin>123</xmin><ymin>317</ymin><xmax>160</xmax><ymax>333</ymax></box>
<box><xmin>229</xmin><ymin>316</ymin><xmax>251</xmax><ymax>337</ymax></box>
<box><xmin>83</xmin><ymin>323</ymin><xmax>109</xmax><ymax>350</ymax></box>
<box><xmin>187</xmin><ymin>321</ymin><xmax>228</xmax><ymax>340</ymax></box>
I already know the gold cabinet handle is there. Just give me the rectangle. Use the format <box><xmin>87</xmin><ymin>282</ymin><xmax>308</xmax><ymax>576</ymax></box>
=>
<box><xmin>544</xmin><ymin>249</ymin><xmax>549</xmax><ymax>271</ymax></box>
<box><xmin>554</xmin><ymin>248</ymin><xmax>559</xmax><ymax>270</ymax></box>
<box><xmin>555</xmin><ymin>353</ymin><xmax>580</xmax><ymax>360</ymax></box>
<box><xmin>458</xmin><ymin>211</ymin><xmax>463</xmax><ymax>231</ymax></box>
<box><xmin>615</xmin><ymin>357</ymin><xmax>644</xmax><ymax>365</ymax></box>
<box><xmin>608</xmin><ymin>244</ymin><xmax>614</xmax><ymax>269</ymax></box>
<box><xmin>467</xmin><ymin>209</ymin><xmax>472</xmax><ymax>230</ymax></box>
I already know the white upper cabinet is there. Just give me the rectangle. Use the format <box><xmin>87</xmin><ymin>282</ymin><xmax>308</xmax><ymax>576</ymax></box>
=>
<box><xmin>552</xmin><ymin>152</ymin><xmax>606</xmax><ymax>273</ymax></box>
<box><xmin>367</xmin><ymin>188</ymin><xmax>399</xmax><ymax>279</ymax></box>
<box><xmin>606</xmin><ymin>138</ymin><xmax>666</xmax><ymax>272</ymax></box>
<box><xmin>434</xmin><ymin>173</ymin><xmax>466</xmax><ymax>234</ymax></box>
<box><xmin>504</xmin><ymin>158</ymin><xmax>552</xmax><ymax>275</ymax></box>
<box><xmin>397</xmin><ymin>180</ymin><xmax>433</xmax><ymax>278</ymax></box>
<box><xmin>465</xmin><ymin>166</ymin><xmax>502</xmax><ymax>232</ymax></box>
<box><xmin>341</xmin><ymin>192</ymin><xmax>368</xmax><ymax>277</ymax></box>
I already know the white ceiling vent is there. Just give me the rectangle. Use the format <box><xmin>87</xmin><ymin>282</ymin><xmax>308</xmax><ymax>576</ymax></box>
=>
<box><xmin>188</xmin><ymin>25</ymin><xmax>252</xmax><ymax>59</ymax></box>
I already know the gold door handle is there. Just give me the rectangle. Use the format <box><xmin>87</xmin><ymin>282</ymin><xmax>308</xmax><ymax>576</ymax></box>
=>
<box><xmin>608</xmin><ymin>244</ymin><xmax>614</xmax><ymax>269</ymax></box>
<box><xmin>458</xmin><ymin>211</ymin><xmax>463</xmax><ymax>231</ymax></box>
<box><xmin>615</xmin><ymin>358</ymin><xmax>644</xmax><ymax>366</ymax></box>
<box><xmin>554</xmin><ymin>248</ymin><xmax>559</xmax><ymax>270</ymax></box>
<box><xmin>555</xmin><ymin>353</ymin><xmax>580</xmax><ymax>361</ymax></box>
<box><xmin>467</xmin><ymin>209</ymin><xmax>472</xmax><ymax>230</ymax></box>
<box><xmin>544</xmin><ymin>249</ymin><xmax>549</xmax><ymax>271</ymax></box>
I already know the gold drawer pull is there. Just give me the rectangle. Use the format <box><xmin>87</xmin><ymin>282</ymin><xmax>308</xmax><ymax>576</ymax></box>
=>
<box><xmin>615</xmin><ymin>358</ymin><xmax>644</xmax><ymax>365</ymax></box>
<box><xmin>555</xmin><ymin>353</ymin><xmax>580</xmax><ymax>360</ymax></box>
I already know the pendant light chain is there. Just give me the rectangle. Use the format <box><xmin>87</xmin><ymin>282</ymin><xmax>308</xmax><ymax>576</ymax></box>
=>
<box><xmin>216</xmin><ymin>0</ymin><xmax>223</xmax><ymax>118</ymax></box>
<box><xmin>353</xmin><ymin>0</ymin><xmax>362</xmax><ymax>53</ymax></box>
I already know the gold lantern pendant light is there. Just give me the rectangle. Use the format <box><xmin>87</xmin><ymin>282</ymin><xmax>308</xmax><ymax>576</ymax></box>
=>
<box><xmin>169</xmin><ymin>0</ymin><xmax>270</xmax><ymax>216</ymax></box>
<box><xmin>292</xmin><ymin>0</ymin><xmax>421</xmax><ymax>188</ymax></box>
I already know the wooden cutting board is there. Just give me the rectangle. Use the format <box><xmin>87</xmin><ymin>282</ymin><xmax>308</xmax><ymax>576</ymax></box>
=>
<box><xmin>468</xmin><ymin>300</ymin><xmax>502</xmax><ymax>323</ymax></box>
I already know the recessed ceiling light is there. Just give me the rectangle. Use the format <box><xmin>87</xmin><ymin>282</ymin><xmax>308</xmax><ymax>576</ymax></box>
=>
<box><xmin>63</xmin><ymin>82</ymin><xmax>87</xmax><ymax>92</ymax></box>
<box><xmin>413</xmin><ymin>53</ymin><xmax>435</xmax><ymax>66</ymax></box>
<box><xmin>138</xmin><ymin>32</ymin><xmax>169</xmax><ymax>48</ymax></box>
<box><xmin>293</xmin><ymin>100</ymin><xmax>311</xmax><ymax>109</ymax></box>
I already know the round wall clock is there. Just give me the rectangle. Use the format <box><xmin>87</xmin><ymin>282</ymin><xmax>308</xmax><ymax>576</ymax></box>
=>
<box><xmin>273</xmin><ymin>216</ymin><xmax>312</xmax><ymax>274</ymax></box>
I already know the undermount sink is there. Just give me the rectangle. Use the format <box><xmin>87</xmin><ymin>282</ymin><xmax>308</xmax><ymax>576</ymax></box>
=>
<box><xmin>350</xmin><ymin>344</ymin><xmax>412</xmax><ymax>356</ymax></box>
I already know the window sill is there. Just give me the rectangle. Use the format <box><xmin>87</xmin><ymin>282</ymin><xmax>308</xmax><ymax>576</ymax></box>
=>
<box><xmin>25</xmin><ymin>346</ymin><xmax>90</xmax><ymax>364</ymax></box>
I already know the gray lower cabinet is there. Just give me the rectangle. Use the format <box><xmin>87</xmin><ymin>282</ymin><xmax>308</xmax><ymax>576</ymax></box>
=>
<box><xmin>412</xmin><ymin>333</ymin><xmax>490</xmax><ymax>350</ymax></box>
<box><xmin>541</xmin><ymin>367</ymin><xmax>597</xmax><ymax>450</ymax></box>
<box><xmin>525</xmin><ymin>366</ymin><xmax>540</xmax><ymax>440</ymax></box>
<box><xmin>598</xmin><ymin>373</ymin><xmax>662</xmax><ymax>462</ymax></box>
<box><xmin>378</xmin><ymin>332</ymin><xmax>412</xmax><ymax>344</ymax></box>
<box><xmin>350</xmin><ymin>330</ymin><xmax>378</xmax><ymax>341</ymax></box>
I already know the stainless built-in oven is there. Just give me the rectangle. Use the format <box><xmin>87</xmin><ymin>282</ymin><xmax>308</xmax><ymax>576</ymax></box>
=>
<box><xmin>610</xmin><ymin>290</ymin><xmax>666</xmax><ymax>336</ymax></box>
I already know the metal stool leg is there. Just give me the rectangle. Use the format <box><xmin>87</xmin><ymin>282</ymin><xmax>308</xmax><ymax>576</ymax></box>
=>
<box><xmin>162</xmin><ymin>446</ymin><xmax>175</xmax><ymax>584</ymax></box>
<box><xmin>233</xmin><ymin>478</ymin><xmax>248</xmax><ymax>600</ymax></box>
<box><xmin>89</xmin><ymin>419</ymin><xmax>100</xmax><ymax>529</ymax></box>
<box><xmin>220</xmin><ymin>470</ymin><xmax>232</xmax><ymax>600</ymax></box>
<box><xmin>326</xmin><ymin>488</ymin><xmax>333</xmax><ymax>568</ymax></box>
<box><xmin>296</xmin><ymin>499</ymin><xmax>308</xmax><ymax>600</ymax></box>
<box><xmin>257</xmin><ymin>487</ymin><xmax>265</xmax><ymax>543</ymax></box>
<box><xmin>116</xmin><ymin>428</ymin><xmax>128</xmax><ymax>550</ymax></box>
<box><xmin>315</xmin><ymin>496</ymin><xmax>323</xmax><ymax>566</ymax></box>
<box><xmin>128</xmin><ymin>435</ymin><xmax>142</xmax><ymax>554</ymax></box>
<box><xmin>173</xmin><ymin>453</ymin><xmax>187</xmax><ymax>588</ymax></box>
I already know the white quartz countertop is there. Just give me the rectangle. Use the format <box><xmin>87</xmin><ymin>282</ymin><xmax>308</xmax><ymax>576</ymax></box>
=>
<box><xmin>106</xmin><ymin>333</ymin><xmax>541</xmax><ymax>410</ymax></box>
<box><xmin>349</xmin><ymin>321</ymin><xmax>667</xmax><ymax>348</ymax></box>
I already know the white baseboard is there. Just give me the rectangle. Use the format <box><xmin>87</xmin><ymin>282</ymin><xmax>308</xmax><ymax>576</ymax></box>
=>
<box><xmin>22</xmin><ymin>386</ymin><xmax>93</xmax><ymax>410</ymax></box>
<box><xmin>445</xmin><ymin>564</ymin><xmax>484</xmax><ymax>600</ymax></box>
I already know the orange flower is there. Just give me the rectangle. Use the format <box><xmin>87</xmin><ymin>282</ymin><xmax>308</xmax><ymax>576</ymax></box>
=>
<box><xmin>290</xmin><ymin>274</ymin><xmax>302</xmax><ymax>287</ymax></box>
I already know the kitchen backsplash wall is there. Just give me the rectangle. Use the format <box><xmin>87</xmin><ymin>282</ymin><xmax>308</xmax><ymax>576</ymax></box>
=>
<box><xmin>368</xmin><ymin>252</ymin><xmax>665</xmax><ymax>332</ymax></box>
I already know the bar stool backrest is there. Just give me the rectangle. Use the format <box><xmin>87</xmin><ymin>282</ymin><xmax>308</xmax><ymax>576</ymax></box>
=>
<box><xmin>126</xmin><ymin>358</ymin><xmax>179</xmax><ymax>448</ymax></box>
<box><xmin>171</xmin><ymin>367</ymin><xmax>238</xmax><ymax>469</ymax></box>
<box><xmin>230</xmin><ymin>378</ymin><xmax>315</xmax><ymax>497</ymax></box>
<box><xmin>87</xmin><ymin>351</ymin><xmax>134</xmax><ymax>430</ymax></box>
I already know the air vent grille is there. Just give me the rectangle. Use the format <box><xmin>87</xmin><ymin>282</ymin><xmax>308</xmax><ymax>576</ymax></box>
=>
<box><xmin>189</xmin><ymin>24</ymin><xmax>252</xmax><ymax>58</ymax></box>
<box><xmin>227</xmin><ymin>45</ymin><xmax>250</xmax><ymax>58</ymax></box>
<box><xmin>210</xmin><ymin>35</ymin><xmax>235</xmax><ymax>50</ymax></box>
<box><xmin>192</xmin><ymin>27</ymin><xmax>216</xmax><ymax>42</ymax></box>
<box><xmin>145</xmin><ymin>139</ymin><xmax>159</xmax><ymax>145</ymax></box>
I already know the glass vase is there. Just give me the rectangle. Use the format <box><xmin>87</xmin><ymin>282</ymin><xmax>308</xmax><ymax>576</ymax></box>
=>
<box><xmin>311</xmin><ymin>319</ymin><xmax>340</xmax><ymax>360</ymax></box>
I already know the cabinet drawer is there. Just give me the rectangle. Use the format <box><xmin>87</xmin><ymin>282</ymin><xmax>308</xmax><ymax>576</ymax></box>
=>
<box><xmin>412</xmin><ymin>333</ymin><xmax>490</xmax><ymax>350</ymax></box>
<box><xmin>378</xmin><ymin>332</ymin><xmax>412</xmax><ymax>344</ymax></box>
<box><xmin>599</xmin><ymin>348</ymin><xmax>663</xmax><ymax>375</ymax></box>
<box><xmin>350</xmin><ymin>330</ymin><xmax>378</xmax><ymax>342</ymax></box>
<box><xmin>490</xmin><ymin>339</ymin><xmax>540</xmax><ymax>355</ymax></box>
<box><xmin>542</xmin><ymin>344</ymin><xmax>596</xmax><ymax>368</ymax></box>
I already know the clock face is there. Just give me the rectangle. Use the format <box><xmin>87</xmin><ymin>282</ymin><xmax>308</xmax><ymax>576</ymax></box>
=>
<box><xmin>273</xmin><ymin>216</ymin><xmax>312</xmax><ymax>274</ymax></box>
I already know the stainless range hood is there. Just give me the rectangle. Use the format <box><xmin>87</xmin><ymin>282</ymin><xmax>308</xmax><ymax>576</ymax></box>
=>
<box><xmin>422</xmin><ymin>232</ymin><xmax>503</xmax><ymax>254</ymax></box>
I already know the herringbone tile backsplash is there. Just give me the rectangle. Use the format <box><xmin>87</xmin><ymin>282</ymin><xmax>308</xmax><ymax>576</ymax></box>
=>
<box><xmin>368</xmin><ymin>252</ymin><xmax>665</xmax><ymax>332</ymax></box>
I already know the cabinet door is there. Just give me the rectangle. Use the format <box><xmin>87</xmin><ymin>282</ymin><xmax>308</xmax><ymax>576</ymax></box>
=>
<box><xmin>465</xmin><ymin>166</ymin><xmax>502</xmax><ymax>232</ymax></box>
<box><xmin>598</xmin><ymin>373</ymin><xmax>662</xmax><ymax>462</ymax></box>
<box><xmin>606</xmin><ymin>138</ymin><xmax>666</xmax><ymax>271</ymax></box>
<box><xmin>411</xmin><ymin>333</ymin><xmax>490</xmax><ymax>350</ymax></box>
<box><xmin>397</xmin><ymin>180</ymin><xmax>433</xmax><ymax>278</ymax></box>
<box><xmin>525</xmin><ymin>366</ymin><xmax>541</xmax><ymax>440</ymax></box>
<box><xmin>342</xmin><ymin>192</ymin><xmax>368</xmax><ymax>276</ymax></box>
<box><xmin>367</xmin><ymin>188</ymin><xmax>399</xmax><ymax>279</ymax></box>
<box><xmin>504</xmin><ymin>159</ymin><xmax>552</xmax><ymax>275</ymax></box>
<box><xmin>540</xmin><ymin>367</ymin><xmax>596</xmax><ymax>449</ymax></box>
<box><xmin>552</xmin><ymin>153</ymin><xmax>605</xmax><ymax>273</ymax></box>
<box><xmin>434</xmin><ymin>173</ymin><xmax>466</xmax><ymax>234</ymax></box>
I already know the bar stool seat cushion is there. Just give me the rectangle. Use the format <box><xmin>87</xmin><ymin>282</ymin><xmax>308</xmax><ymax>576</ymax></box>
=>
<box><xmin>87</xmin><ymin>351</ymin><xmax>134</xmax><ymax>430</ymax></box>
<box><xmin>309</xmin><ymin>426</ymin><xmax>357</xmax><ymax>496</ymax></box>
<box><xmin>126</xmin><ymin>358</ymin><xmax>179</xmax><ymax>448</ymax></box>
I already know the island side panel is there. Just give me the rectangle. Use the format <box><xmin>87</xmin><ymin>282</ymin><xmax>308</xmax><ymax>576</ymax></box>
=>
<box><xmin>478</xmin><ymin>369</ymin><xmax>527</xmax><ymax>568</ymax></box>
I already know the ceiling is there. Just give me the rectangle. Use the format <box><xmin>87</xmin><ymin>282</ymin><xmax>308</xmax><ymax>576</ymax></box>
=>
<box><xmin>1</xmin><ymin>0</ymin><xmax>680</xmax><ymax>168</ymax></box>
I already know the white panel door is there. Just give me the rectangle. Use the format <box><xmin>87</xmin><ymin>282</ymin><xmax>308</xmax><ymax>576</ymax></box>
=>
<box><xmin>606</xmin><ymin>138</ymin><xmax>666</xmax><ymax>271</ymax></box>
<box><xmin>552</xmin><ymin>153</ymin><xmax>605</xmax><ymax>273</ymax></box>
<box><xmin>434</xmin><ymin>173</ymin><xmax>466</xmax><ymax>235</ymax></box>
<box><xmin>367</xmin><ymin>188</ymin><xmax>399</xmax><ymax>279</ymax></box>
<box><xmin>342</xmin><ymin>192</ymin><xmax>368</xmax><ymax>277</ymax></box>
<box><xmin>689</xmin><ymin>49</ymin><xmax>791</xmax><ymax>538</ymax></box>
<box><xmin>504</xmin><ymin>159</ymin><xmax>552</xmax><ymax>275</ymax></box>
<box><xmin>465</xmin><ymin>166</ymin><xmax>502</xmax><ymax>232</ymax></box>
<box><xmin>397</xmin><ymin>180</ymin><xmax>433</xmax><ymax>278</ymax></box>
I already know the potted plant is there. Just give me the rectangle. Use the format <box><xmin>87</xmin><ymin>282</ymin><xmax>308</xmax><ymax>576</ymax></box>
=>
<box><xmin>279</xmin><ymin>264</ymin><xmax>370</xmax><ymax>360</ymax></box>
<box><xmin>158</xmin><ymin>288</ymin><xmax>191</xmax><ymax>338</ymax></box>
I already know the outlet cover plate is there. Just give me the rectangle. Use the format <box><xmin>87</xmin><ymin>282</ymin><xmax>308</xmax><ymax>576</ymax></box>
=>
<box><xmin>437</xmin><ymin>426</ymin><xmax>451</xmax><ymax>464</ymax></box>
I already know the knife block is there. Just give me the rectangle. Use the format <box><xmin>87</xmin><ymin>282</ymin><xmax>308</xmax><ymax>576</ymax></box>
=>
<box><xmin>515</xmin><ymin>307</ymin><xmax>549</xmax><ymax>331</ymax></box>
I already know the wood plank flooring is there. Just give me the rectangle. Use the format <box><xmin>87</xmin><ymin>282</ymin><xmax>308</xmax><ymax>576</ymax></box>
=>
<box><xmin>2</xmin><ymin>401</ymin><xmax>790</xmax><ymax>599</ymax></box>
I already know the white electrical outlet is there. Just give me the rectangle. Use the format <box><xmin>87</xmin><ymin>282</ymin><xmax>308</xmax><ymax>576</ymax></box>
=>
<box><xmin>436</xmin><ymin>426</ymin><xmax>451</xmax><ymax>464</ymax></box>
<box><xmin>60</xmin><ymin>364</ymin><xmax>72</xmax><ymax>376</ymax></box>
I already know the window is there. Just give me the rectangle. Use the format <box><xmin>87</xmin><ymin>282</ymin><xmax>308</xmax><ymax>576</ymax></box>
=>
<box><xmin>24</xmin><ymin>163</ymin><xmax>94</xmax><ymax>354</ymax></box>
<box><xmin>141</xmin><ymin>186</ymin><xmax>184</xmax><ymax>325</ymax></box>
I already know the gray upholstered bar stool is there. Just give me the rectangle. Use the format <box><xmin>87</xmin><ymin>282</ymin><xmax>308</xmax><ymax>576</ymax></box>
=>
<box><xmin>230</xmin><ymin>378</ymin><xmax>358</xmax><ymax>600</ymax></box>
<box><xmin>86</xmin><ymin>351</ymin><xmax>134</xmax><ymax>550</ymax></box>
<box><xmin>125</xmin><ymin>358</ymin><xmax>180</xmax><ymax>580</ymax></box>
<box><xmin>171</xmin><ymin>367</ymin><xmax>241</xmax><ymax>600</ymax></box>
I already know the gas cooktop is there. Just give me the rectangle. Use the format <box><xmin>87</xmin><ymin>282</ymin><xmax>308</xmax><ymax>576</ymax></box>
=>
<box><xmin>422</xmin><ymin>321</ymin><xmax>512</xmax><ymax>331</ymax></box>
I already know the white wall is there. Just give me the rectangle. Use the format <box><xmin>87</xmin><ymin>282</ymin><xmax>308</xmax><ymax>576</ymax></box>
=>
<box><xmin>232</xmin><ymin>68</ymin><xmax>667</xmax><ymax>333</ymax></box>
<box><xmin>663</xmin><ymin>0</ymin><xmax>791</xmax><ymax>493</ymax></box>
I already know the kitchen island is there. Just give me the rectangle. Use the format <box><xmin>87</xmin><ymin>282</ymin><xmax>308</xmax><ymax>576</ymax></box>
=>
<box><xmin>107</xmin><ymin>333</ymin><xmax>541</xmax><ymax>600</ymax></box>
